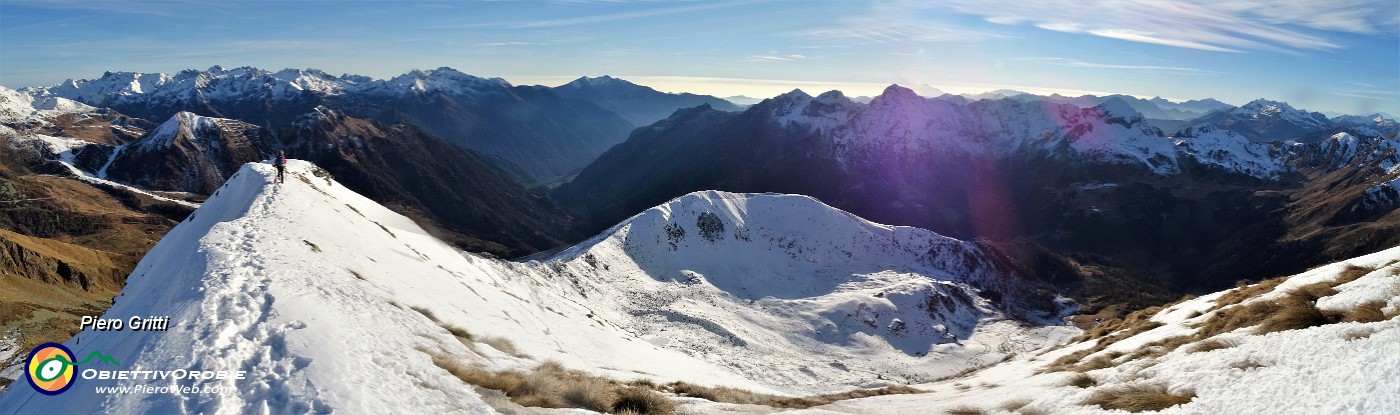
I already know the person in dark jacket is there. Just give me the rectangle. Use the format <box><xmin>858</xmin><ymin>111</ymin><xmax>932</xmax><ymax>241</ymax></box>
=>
<box><xmin>273</xmin><ymin>150</ymin><xmax>287</xmax><ymax>184</ymax></box>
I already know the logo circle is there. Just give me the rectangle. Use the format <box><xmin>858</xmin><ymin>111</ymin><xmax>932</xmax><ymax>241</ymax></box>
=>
<box><xmin>25</xmin><ymin>342</ymin><xmax>76</xmax><ymax>395</ymax></box>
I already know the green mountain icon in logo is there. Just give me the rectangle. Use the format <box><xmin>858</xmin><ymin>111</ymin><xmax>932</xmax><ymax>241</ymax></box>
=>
<box><xmin>58</xmin><ymin>351</ymin><xmax>122</xmax><ymax>367</ymax></box>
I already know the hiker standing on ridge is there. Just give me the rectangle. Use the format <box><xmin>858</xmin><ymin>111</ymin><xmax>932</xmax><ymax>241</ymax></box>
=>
<box><xmin>273</xmin><ymin>150</ymin><xmax>287</xmax><ymax>184</ymax></box>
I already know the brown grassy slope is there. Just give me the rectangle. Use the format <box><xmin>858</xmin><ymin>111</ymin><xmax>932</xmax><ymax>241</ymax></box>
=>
<box><xmin>1282</xmin><ymin>159</ymin><xmax>1400</xmax><ymax>266</ymax></box>
<box><xmin>0</xmin><ymin>139</ymin><xmax>183</xmax><ymax>362</ymax></box>
<box><xmin>18</xmin><ymin>110</ymin><xmax>154</xmax><ymax>145</ymax></box>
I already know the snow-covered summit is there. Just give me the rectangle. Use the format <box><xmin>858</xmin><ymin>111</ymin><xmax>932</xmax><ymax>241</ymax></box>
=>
<box><xmin>560</xmin><ymin>75</ymin><xmax>629</xmax><ymax>89</ymax></box>
<box><xmin>1094</xmin><ymin>96</ymin><xmax>1145</xmax><ymax>125</ymax></box>
<box><xmin>1230</xmin><ymin>98</ymin><xmax>1331</xmax><ymax>130</ymax></box>
<box><xmin>812</xmin><ymin>89</ymin><xmax>852</xmax><ymax>106</ymax></box>
<box><xmin>139</xmin><ymin>111</ymin><xmax>219</xmax><ymax>149</ymax></box>
<box><xmin>370</xmin><ymin>67</ymin><xmax>511</xmax><ymax>97</ymax></box>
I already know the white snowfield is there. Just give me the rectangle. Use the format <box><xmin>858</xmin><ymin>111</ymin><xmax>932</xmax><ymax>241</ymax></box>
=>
<box><xmin>0</xmin><ymin>161</ymin><xmax>1395</xmax><ymax>414</ymax></box>
<box><xmin>0</xmin><ymin>161</ymin><xmax>1071</xmax><ymax>414</ymax></box>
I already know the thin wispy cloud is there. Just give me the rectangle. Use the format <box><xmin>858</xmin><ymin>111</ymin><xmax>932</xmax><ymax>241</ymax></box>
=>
<box><xmin>512</xmin><ymin>1</ymin><xmax>741</xmax><ymax>29</ymax></box>
<box><xmin>476</xmin><ymin>42</ymin><xmax>547</xmax><ymax>47</ymax></box>
<box><xmin>937</xmin><ymin>0</ymin><xmax>1399</xmax><ymax>52</ymax></box>
<box><xmin>747</xmin><ymin>54</ymin><xmax>807</xmax><ymax>62</ymax></box>
<box><xmin>800</xmin><ymin>17</ymin><xmax>1008</xmax><ymax>45</ymax></box>
<box><xmin>1016</xmin><ymin>58</ymin><xmax>1221</xmax><ymax>74</ymax></box>
<box><xmin>5</xmin><ymin>0</ymin><xmax>196</xmax><ymax>17</ymax></box>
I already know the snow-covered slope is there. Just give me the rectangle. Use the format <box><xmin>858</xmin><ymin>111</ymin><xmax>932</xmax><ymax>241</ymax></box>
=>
<box><xmin>0</xmin><ymin>161</ymin><xmax>1073</xmax><ymax>413</ymax></box>
<box><xmin>763</xmin><ymin>85</ymin><xmax>1179</xmax><ymax>174</ymax></box>
<box><xmin>0</xmin><ymin>86</ymin><xmax>96</xmax><ymax>124</ymax></box>
<box><xmin>541</xmin><ymin>190</ymin><xmax>1074</xmax><ymax>389</ymax></box>
<box><xmin>826</xmin><ymin>246</ymin><xmax>1400</xmax><ymax>414</ymax></box>
<box><xmin>1174</xmin><ymin>124</ymin><xmax>1285</xmax><ymax>179</ymax></box>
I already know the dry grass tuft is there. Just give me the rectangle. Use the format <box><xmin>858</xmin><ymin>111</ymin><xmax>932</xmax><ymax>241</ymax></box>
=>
<box><xmin>1254</xmin><ymin>293</ymin><xmax>1336</xmax><ymax>334</ymax></box>
<box><xmin>1124</xmin><ymin>336</ymin><xmax>1195</xmax><ymax>363</ymax></box>
<box><xmin>1188</xmin><ymin>338</ymin><xmax>1236</xmax><ymax>353</ymax></box>
<box><xmin>944</xmin><ymin>405</ymin><xmax>987</xmax><ymax>415</ymax></box>
<box><xmin>628</xmin><ymin>379</ymin><xmax>658</xmax><ymax>389</ymax></box>
<box><xmin>425</xmin><ymin>354</ymin><xmax>671</xmax><ymax>414</ymax></box>
<box><xmin>1082</xmin><ymin>384</ymin><xmax>1194</xmax><ymax>412</ymax></box>
<box><xmin>809</xmin><ymin>385</ymin><xmax>924</xmax><ymax>406</ymax></box>
<box><xmin>1334</xmin><ymin>264</ymin><xmax>1372</xmax><ymax>285</ymax></box>
<box><xmin>424</xmin><ymin>345</ymin><xmax>918</xmax><ymax>414</ymax></box>
<box><xmin>442</xmin><ymin>325</ymin><xmax>474</xmax><ymax>342</ymax></box>
<box><xmin>1341</xmin><ymin>301</ymin><xmax>1388</xmax><ymax>323</ymax></box>
<box><xmin>1049</xmin><ymin>319</ymin><xmax>1165</xmax><ymax>372</ymax></box>
<box><xmin>667</xmin><ymin>382</ymin><xmax>919</xmax><ymax>409</ymax></box>
<box><xmin>1075</xmin><ymin>308</ymin><xmax>1165</xmax><ymax>342</ymax></box>
<box><xmin>410</xmin><ymin>306</ymin><xmax>439</xmax><ymax>322</ymax></box>
<box><xmin>1218</xmin><ymin>277</ymin><xmax>1287</xmax><ymax>307</ymax></box>
<box><xmin>1078</xmin><ymin>355</ymin><xmax>1115</xmax><ymax>371</ymax></box>
<box><xmin>424</xmin><ymin>350</ymin><xmax>524</xmax><ymax>392</ymax></box>
<box><xmin>670</xmin><ymin>382</ymin><xmax>765</xmax><ymax>405</ymax></box>
<box><xmin>480</xmin><ymin>336</ymin><xmax>528</xmax><ymax>358</ymax></box>
<box><xmin>1196</xmin><ymin>299</ymin><xmax>1279</xmax><ymax>336</ymax></box>
<box><xmin>1290</xmin><ymin>281</ymin><xmax>1338</xmax><ymax>303</ymax></box>
<box><xmin>1000</xmin><ymin>399</ymin><xmax>1032</xmax><ymax>412</ymax></box>
<box><xmin>1065</xmin><ymin>373</ymin><xmax>1097</xmax><ymax>388</ymax></box>
<box><xmin>612</xmin><ymin>387</ymin><xmax>675</xmax><ymax>415</ymax></box>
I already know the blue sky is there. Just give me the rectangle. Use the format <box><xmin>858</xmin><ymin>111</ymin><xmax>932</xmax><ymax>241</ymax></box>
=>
<box><xmin>2</xmin><ymin>0</ymin><xmax>1397</xmax><ymax>115</ymax></box>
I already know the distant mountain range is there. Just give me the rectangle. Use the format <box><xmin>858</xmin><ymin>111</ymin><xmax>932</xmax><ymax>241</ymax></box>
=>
<box><xmin>2</xmin><ymin>83</ymin><xmax>593</xmax><ymax>257</ymax></box>
<box><xmin>953</xmin><ymin>90</ymin><xmax>1233</xmax><ymax>121</ymax></box>
<box><xmin>555</xmin><ymin>85</ymin><xmax>1400</xmax><ymax>298</ymax></box>
<box><xmin>554</xmin><ymin>75</ymin><xmax>740</xmax><ymax>126</ymax></box>
<box><xmin>17</xmin><ymin>67</ymin><xmax>734</xmax><ymax>184</ymax></box>
<box><xmin>5</xmin><ymin>67</ymin><xmax>1399</xmax><ymax>298</ymax></box>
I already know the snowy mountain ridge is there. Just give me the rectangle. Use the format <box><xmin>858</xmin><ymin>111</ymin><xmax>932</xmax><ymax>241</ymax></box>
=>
<box><xmin>747</xmin><ymin>85</ymin><xmax>1400</xmax><ymax>180</ymax></box>
<box><xmin>1229</xmin><ymin>98</ymin><xmax>1330</xmax><ymax>130</ymax></box>
<box><xmin>22</xmin><ymin>66</ymin><xmax>513</xmax><ymax>108</ymax></box>
<box><xmin>761</xmin><ymin>85</ymin><xmax>1178</xmax><ymax>174</ymax></box>
<box><xmin>0</xmin><ymin>86</ymin><xmax>96</xmax><ymax>124</ymax></box>
<box><xmin>0</xmin><ymin>161</ymin><xmax>1074</xmax><ymax>413</ymax></box>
